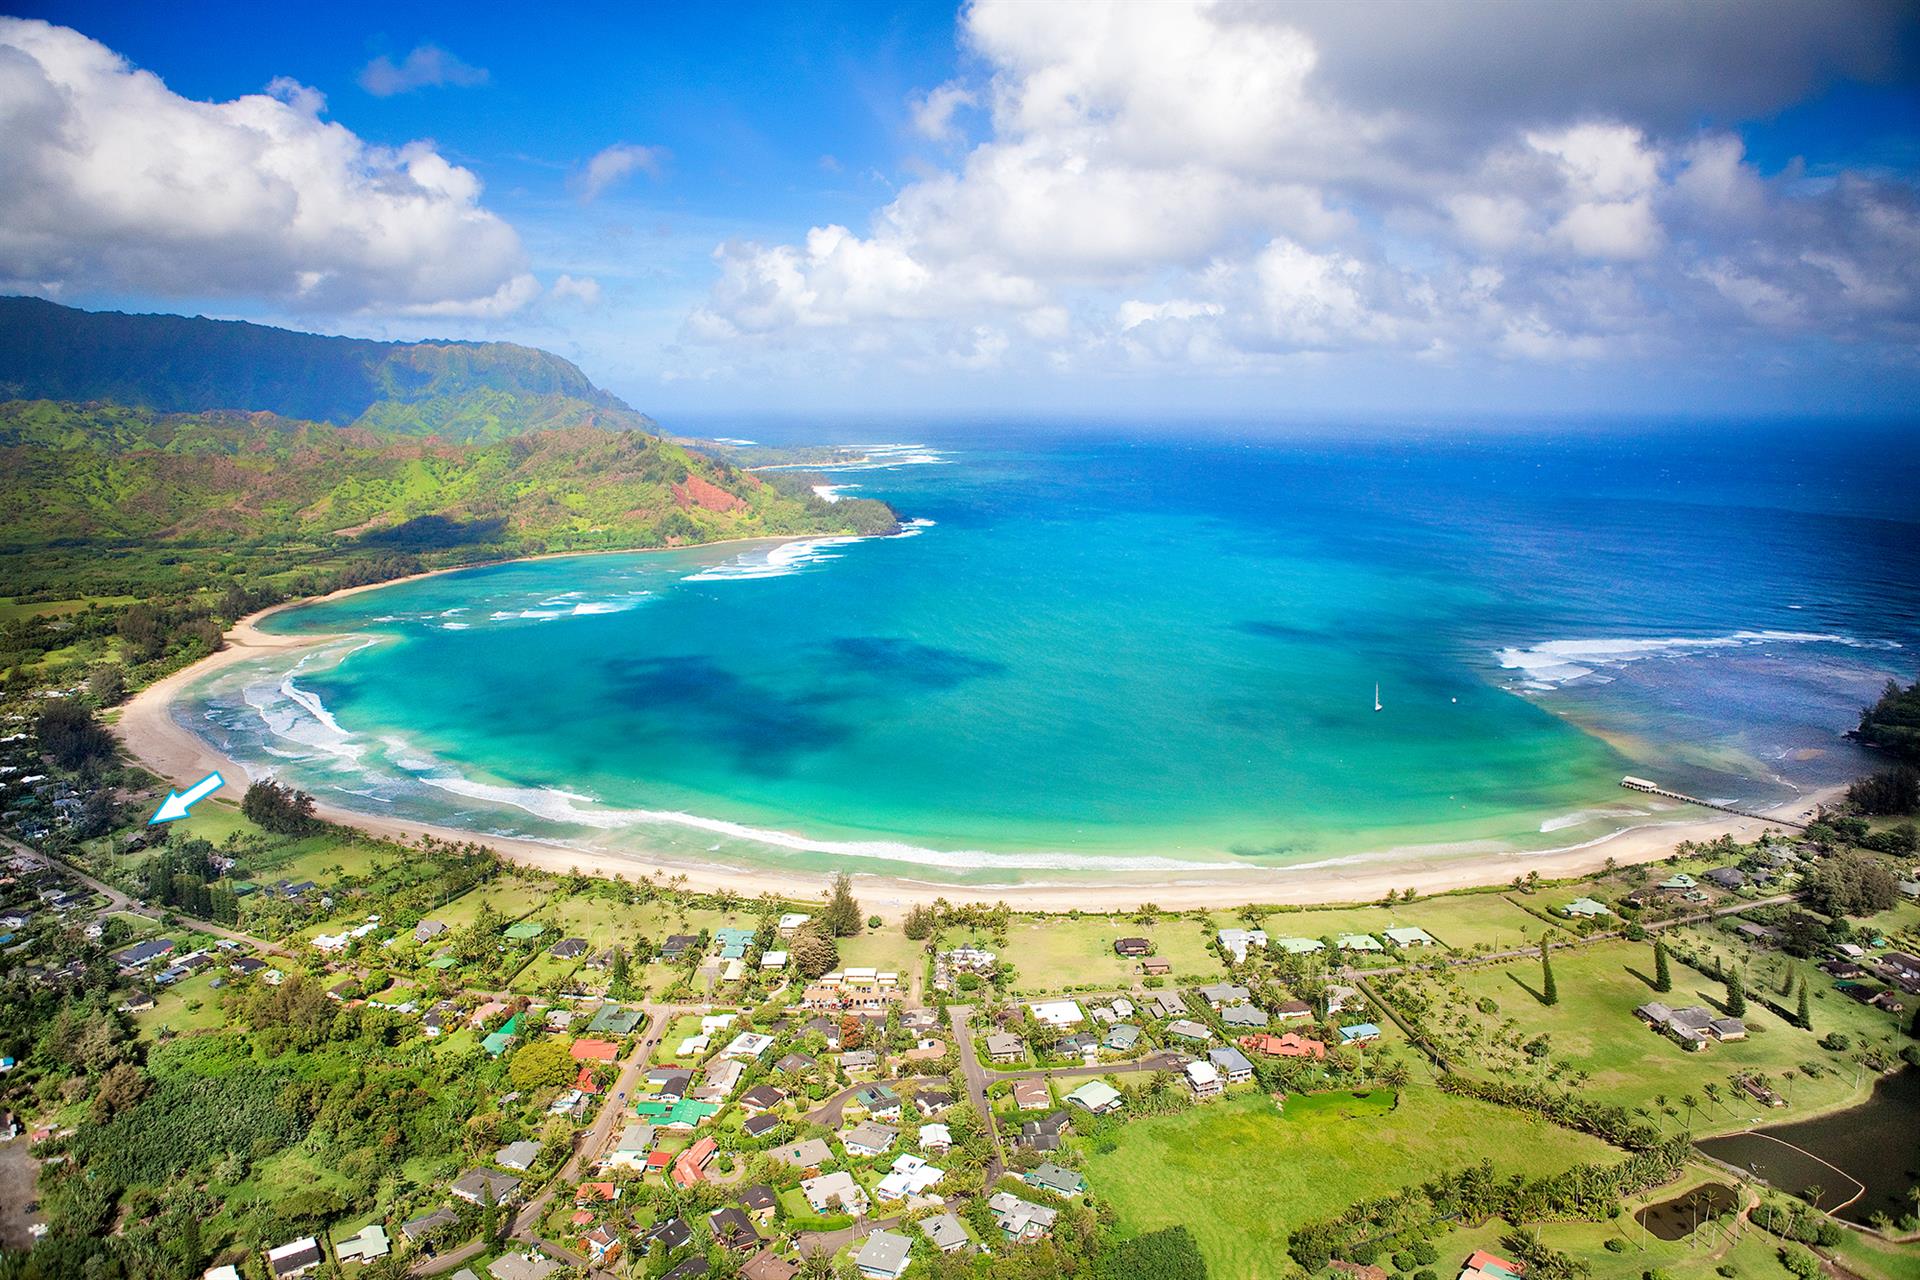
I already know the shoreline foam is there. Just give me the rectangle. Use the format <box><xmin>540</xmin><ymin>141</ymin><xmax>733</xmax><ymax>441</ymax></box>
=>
<box><xmin>114</xmin><ymin>550</ymin><xmax>1837</xmax><ymax>913</ymax></box>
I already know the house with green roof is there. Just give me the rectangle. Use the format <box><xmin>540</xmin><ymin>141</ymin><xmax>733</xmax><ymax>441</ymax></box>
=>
<box><xmin>632</xmin><ymin>1098</ymin><xmax>717</xmax><ymax>1129</ymax></box>
<box><xmin>1065</xmin><ymin>1080</ymin><xmax>1123</xmax><ymax>1114</ymax></box>
<box><xmin>1560</xmin><ymin>896</ymin><xmax>1613</xmax><ymax>918</ymax></box>
<box><xmin>425</xmin><ymin>955</ymin><xmax>458</xmax><ymax>970</ymax></box>
<box><xmin>503</xmin><ymin>921</ymin><xmax>547</xmax><ymax>941</ymax></box>
<box><xmin>482</xmin><ymin>1028</ymin><xmax>516</xmax><ymax>1056</ymax></box>
<box><xmin>586</xmin><ymin>1005</ymin><xmax>645</xmax><ymax>1035</ymax></box>
<box><xmin>1273</xmin><ymin>936</ymin><xmax>1325</xmax><ymax>954</ymax></box>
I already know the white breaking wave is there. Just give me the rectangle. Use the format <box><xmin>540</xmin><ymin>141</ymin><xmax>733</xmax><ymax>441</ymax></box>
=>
<box><xmin>414</xmin><ymin>772</ymin><xmax>1226</xmax><ymax>872</ymax></box>
<box><xmin>1539</xmin><ymin>806</ymin><xmax>1648</xmax><ymax>833</ymax></box>
<box><xmin>1496</xmin><ymin>629</ymin><xmax>1901</xmax><ymax>691</ymax></box>
<box><xmin>889</xmin><ymin>518</ymin><xmax>936</xmax><ymax>539</ymax></box>
<box><xmin>683</xmin><ymin>535</ymin><xmax>864</xmax><ymax>582</ymax></box>
<box><xmin>440</xmin><ymin>622</ymin><xmax>470</xmax><ymax>630</ymax></box>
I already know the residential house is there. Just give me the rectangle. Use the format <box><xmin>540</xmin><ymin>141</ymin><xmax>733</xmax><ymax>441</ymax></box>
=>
<box><xmin>1384</xmin><ymin>926</ymin><xmax>1437</xmax><ymax>947</ymax></box>
<box><xmin>1066</xmin><ymin>1080</ymin><xmax>1124</xmax><ymax>1114</ymax></box>
<box><xmin>1217</xmin><ymin>928</ymin><xmax>1267</xmax><ymax>962</ymax></box>
<box><xmin>1141</xmin><ymin>958</ymin><xmax>1173</xmax><ymax>975</ymax></box>
<box><xmin>876</xmin><ymin>1153</ymin><xmax>944</xmax><ymax>1200</ymax></box>
<box><xmin>605</xmin><ymin>1125</ymin><xmax>654</xmax><ymax>1170</ymax></box>
<box><xmin>739</xmin><ymin>1084</ymin><xmax>786</xmax><ymax>1115</ymax></box>
<box><xmin>919</xmin><ymin>1122</ymin><xmax>954</xmax><ymax>1152</ymax></box>
<box><xmin>1337</xmin><ymin>934</ymin><xmax>1384</xmax><ymax>952</ymax></box>
<box><xmin>988</xmin><ymin>1192</ymin><xmax>1058</xmax><ymax>1243</ymax></box>
<box><xmin>1209</xmin><ymin>1045</ymin><xmax>1255</xmax><ymax>1084</ymax></box>
<box><xmin>399</xmin><ymin>1207</ymin><xmax>460</xmax><ymax>1245</ymax></box>
<box><xmin>1012</xmin><ymin>1110</ymin><xmax>1070</xmax><ymax>1152</ymax></box>
<box><xmin>1704</xmin><ymin>867</ymin><xmax>1747</xmax><ymax>890</ymax></box>
<box><xmin>1183</xmin><ymin>1060</ymin><xmax>1223</xmax><ymax>1099</ymax></box>
<box><xmin>853</xmin><ymin>1083</ymin><xmax>901</xmax><ymax>1118</ymax></box>
<box><xmin>550</xmin><ymin>937</ymin><xmax>588</xmax><ymax>959</ymax></box>
<box><xmin>984</xmin><ymin>1031</ymin><xmax>1024</xmax><ymax>1063</ymax></box>
<box><xmin>638</xmin><ymin>1217</ymin><xmax>692</xmax><ymax>1253</ymax></box>
<box><xmin>739</xmin><ymin>1185</ymin><xmax>778</xmax><ymax>1220</ymax></box>
<box><xmin>1273</xmin><ymin>999</ymin><xmax>1314</xmax><ymax>1021</ymax></box>
<box><xmin>450</xmin><ymin>1169</ymin><xmax>520</xmax><ymax>1205</ymax></box>
<box><xmin>774</xmin><ymin>1051</ymin><xmax>816</xmax><ymax>1075</ymax></box>
<box><xmin>1197</xmin><ymin>982</ymin><xmax>1250</xmax><ymax>1008</ymax></box>
<box><xmin>1012</xmin><ymin>1078</ymin><xmax>1051</xmax><ymax>1110</ymax></box>
<box><xmin>801</xmin><ymin>1170</ymin><xmax>869</xmax><ymax>1216</ymax></box>
<box><xmin>1113</xmin><ymin>936</ymin><xmax>1152</xmax><ymax>957</ymax></box>
<box><xmin>914</xmin><ymin>1089</ymin><xmax>955</xmax><ymax>1116</ymax></box>
<box><xmin>1025</xmin><ymin>1162</ymin><xmax>1086</xmax><ymax>1196</ymax></box>
<box><xmin>673</xmin><ymin>1135</ymin><xmax>718</xmax><ymax>1187</ymax></box>
<box><xmin>494</xmin><ymin>1140</ymin><xmax>541</xmax><ymax>1171</ymax></box>
<box><xmin>1165</xmin><ymin>1018</ymin><xmax>1212</xmax><ymax>1042</ymax></box>
<box><xmin>854</xmin><ymin>1230</ymin><xmax>913</xmax><ymax>1280</ymax></box>
<box><xmin>1560</xmin><ymin>897</ymin><xmax>1613</xmax><ymax>919</ymax></box>
<box><xmin>709</xmin><ymin>1206</ymin><xmax>762</xmax><ymax>1252</ymax></box>
<box><xmin>1242</xmin><ymin>1032</ymin><xmax>1326</xmax><ymax>1060</ymax></box>
<box><xmin>769</xmin><ymin>1137</ymin><xmax>834</xmax><ymax>1169</ymax></box>
<box><xmin>842</xmin><ymin>1121</ymin><xmax>898</xmax><ymax>1157</ymax></box>
<box><xmin>920</xmin><ymin>1211</ymin><xmax>971</xmax><ymax>1253</ymax></box>
<box><xmin>266</xmin><ymin>1238</ymin><xmax>322</xmax><ymax>1278</ymax></box>
<box><xmin>1339</xmin><ymin>1023</ymin><xmax>1382</xmax><ymax>1044</ymax></box>
<box><xmin>742</xmin><ymin>1113</ymin><xmax>782</xmax><ymax>1140</ymax></box>
<box><xmin>1104</xmin><ymin>1023</ymin><xmax>1142</xmax><ymax>1053</ymax></box>
<box><xmin>1221</xmin><ymin>1004</ymin><xmax>1269</xmax><ymax>1029</ymax></box>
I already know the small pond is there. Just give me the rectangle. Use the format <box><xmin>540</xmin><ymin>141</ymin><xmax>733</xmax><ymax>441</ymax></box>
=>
<box><xmin>1636</xmin><ymin>1183</ymin><xmax>1740</xmax><ymax>1240</ymax></box>
<box><xmin>1697</xmin><ymin>1069</ymin><xmax>1919</xmax><ymax>1226</ymax></box>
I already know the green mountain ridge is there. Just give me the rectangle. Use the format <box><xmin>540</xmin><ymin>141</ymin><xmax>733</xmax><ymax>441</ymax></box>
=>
<box><xmin>0</xmin><ymin>295</ymin><xmax>653</xmax><ymax>443</ymax></box>
<box><xmin>0</xmin><ymin>399</ymin><xmax>895</xmax><ymax>551</ymax></box>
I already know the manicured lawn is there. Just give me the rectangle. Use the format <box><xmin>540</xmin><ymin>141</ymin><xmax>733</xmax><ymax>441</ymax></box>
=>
<box><xmin>996</xmin><ymin>915</ymin><xmax>1225</xmax><ymax>994</ymax></box>
<box><xmin>1830</xmin><ymin>1223</ymin><xmax>1920</xmax><ymax>1280</ymax></box>
<box><xmin>1419</xmin><ymin>939</ymin><xmax>1883</xmax><ymax>1130</ymax></box>
<box><xmin>134</xmin><ymin>971</ymin><xmax>230</xmax><ymax>1036</ymax></box>
<box><xmin>1082</xmin><ymin>1086</ymin><xmax>1614</xmax><ymax>1280</ymax></box>
<box><xmin>835</xmin><ymin>926</ymin><xmax>926</xmax><ymax>976</ymax></box>
<box><xmin>160</xmin><ymin>797</ymin><xmax>265</xmax><ymax>847</ymax></box>
<box><xmin>651</xmin><ymin>1014</ymin><xmax>711</xmax><ymax>1064</ymax></box>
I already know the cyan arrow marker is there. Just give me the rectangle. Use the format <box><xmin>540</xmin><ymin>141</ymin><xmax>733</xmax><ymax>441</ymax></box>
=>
<box><xmin>149</xmin><ymin>771</ymin><xmax>225</xmax><ymax>825</ymax></box>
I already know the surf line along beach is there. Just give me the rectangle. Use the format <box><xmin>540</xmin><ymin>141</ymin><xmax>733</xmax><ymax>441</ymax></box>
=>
<box><xmin>110</xmin><ymin>552</ymin><xmax>1831</xmax><ymax>917</ymax></box>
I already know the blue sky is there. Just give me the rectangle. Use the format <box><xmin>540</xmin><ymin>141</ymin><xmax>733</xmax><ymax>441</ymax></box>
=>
<box><xmin>3</xmin><ymin>2</ymin><xmax>1918</xmax><ymax>420</ymax></box>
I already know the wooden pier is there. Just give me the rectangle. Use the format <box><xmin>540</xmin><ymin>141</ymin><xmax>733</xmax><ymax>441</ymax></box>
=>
<box><xmin>1619</xmin><ymin>776</ymin><xmax>1809</xmax><ymax>830</ymax></box>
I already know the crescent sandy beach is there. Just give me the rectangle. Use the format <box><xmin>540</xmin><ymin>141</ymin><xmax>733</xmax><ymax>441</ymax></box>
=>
<box><xmin>111</xmin><ymin>565</ymin><xmax>1836</xmax><ymax>916</ymax></box>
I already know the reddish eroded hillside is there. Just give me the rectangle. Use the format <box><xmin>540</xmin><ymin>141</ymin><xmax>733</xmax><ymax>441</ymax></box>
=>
<box><xmin>672</xmin><ymin>471</ymin><xmax>747</xmax><ymax>514</ymax></box>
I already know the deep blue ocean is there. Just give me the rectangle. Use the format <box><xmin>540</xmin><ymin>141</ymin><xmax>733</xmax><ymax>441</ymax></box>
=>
<box><xmin>175</xmin><ymin>418</ymin><xmax>1920</xmax><ymax>888</ymax></box>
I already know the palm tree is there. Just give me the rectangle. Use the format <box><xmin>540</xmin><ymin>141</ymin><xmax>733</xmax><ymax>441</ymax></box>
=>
<box><xmin>1702</xmin><ymin>1082</ymin><xmax>1722</xmax><ymax>1114</ymax></box>
<box><xmin>1680</xmin><ymin>1093</ymin><xmax>1699</xmax><ymax>1127</ymax></box>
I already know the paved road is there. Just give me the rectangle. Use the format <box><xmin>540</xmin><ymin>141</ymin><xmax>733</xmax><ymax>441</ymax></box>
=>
<box><xmin>988</xmin><ymin>1051</ymin><xmax>1187</xmax><ymax>1084</ymax></box>
<box><xmin>798</xmin><ymin>1211</ymin><xmax>905</xmax><ymax>1259</ymax></box>
<box><xmin>414</xmin><ymin>1005</ymin><xmax>664</xmax><ymax>1278</ymax></box>
<box><xmin>14</xmin><ymin>840</ymin><xmax>289</xmax><ymax>956</ymax></box>
<box><xmin>804</xmin><ymin>1074</ymin><xmax>942</xmax><ymax>1128</ymax></box>
<box><xmin>947</xmin><ymin>1004</ymin><xmax>1005</xmax><ymax>1181</ymax></box>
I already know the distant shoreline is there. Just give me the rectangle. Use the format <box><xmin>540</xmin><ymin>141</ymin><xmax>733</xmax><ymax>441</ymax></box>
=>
<box><xmin>113</xmin><ymin>547</ymin><xmax>1835</xmax><ymax>913</ymax></box>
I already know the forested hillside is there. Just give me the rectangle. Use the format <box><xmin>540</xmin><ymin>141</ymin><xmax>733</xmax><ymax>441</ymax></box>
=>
<box><xmin>0</xmin><ymin>295</ymin><xmax>653</xmax><ymax>442</ymax></box>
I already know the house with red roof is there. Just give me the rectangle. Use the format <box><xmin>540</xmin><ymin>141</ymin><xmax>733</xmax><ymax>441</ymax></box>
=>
<box><xmin>1240</xmin><ymin>1032</ymin><xmax>1326</xmax><ymax>1060</ymax></box>
<box><xmin>673</xmin><ymin>1135</ymin><xmax>718</xmax><ymax>1187</ymax></box>
<box><xmin>574</xmin><ymin>1064</ymin><xmax>602</xmax><ymax>1094</ymax></box>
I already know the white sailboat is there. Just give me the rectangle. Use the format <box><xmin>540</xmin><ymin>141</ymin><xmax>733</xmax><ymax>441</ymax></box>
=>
<box><xmin>1373</xmin><ymin>683</ymin><xmax>1382</xmax><ymax>713</ymax></box>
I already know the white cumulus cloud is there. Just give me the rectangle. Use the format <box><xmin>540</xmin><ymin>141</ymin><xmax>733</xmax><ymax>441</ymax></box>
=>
<box><xmin>0</xmin><ymin>19</ymin><xmax>530</xmax><ymax>314</ymax></box>
<box><xmin>358</xmin><ymin>44</ymin><xmax>488</xmax><ymax>97</ymax></box>
<box><xmin>573</xmin><ymin>142</ymin><xmax>667</xmax><ymax>202</ymax></box>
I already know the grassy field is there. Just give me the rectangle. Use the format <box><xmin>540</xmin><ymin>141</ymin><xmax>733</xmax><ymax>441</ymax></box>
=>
<box><xmin>992</xmin><ymin>914</ymin><xmax>1226</xmax><ymax>993</ymax></box>
<box><xmin>134</xmin><ymin>970</ymin><xmax>231</xmax><ymax>1036</ymax></box>
<box><xmin>0</xmin><ymin>594</ymin><xmax>135</xmax><ymax>622</ymax></box>
<box><xmin>1081</xmin><ymin>1086</ymin><xmax>1615</xmax><ymax>1280</ymax></box>
<box><xmin>1829</xmin><ymin>1224</ymin><xmax>1920</xmax><ymax>1280</ymax></box>
<box><xmin>1271</xmin><ymin>892</ymin><xmax>1571</xmax><ymax>952</ymax></box>
<box><xmin>1410</xmin><ymin>940</ymin><xmax>1881</xmax><ymax>1131</ymax></box>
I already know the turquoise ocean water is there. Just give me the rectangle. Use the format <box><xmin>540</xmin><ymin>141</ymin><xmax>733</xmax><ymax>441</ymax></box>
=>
<box><xmin>174</xmin><ymin>421</ymin><xmax>1920</xmax><ymax>888</ymax></box>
